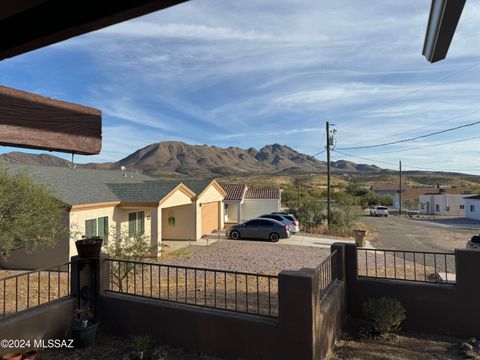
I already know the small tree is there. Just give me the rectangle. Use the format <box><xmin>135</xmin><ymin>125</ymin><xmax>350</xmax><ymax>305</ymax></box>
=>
<box><xmin>0</xmin><ymin>167</ymin><xmax>67</xmax><ymax>259</ymax></box>
<box><xmin>289</xmin><ymin>199</ymin><xmax>325</xmax><ymax>231</ymax></box>
<box><xmin>102</xmin><ymin>228</ymin><xmax>154</xmax><ymax>292</ymax></box>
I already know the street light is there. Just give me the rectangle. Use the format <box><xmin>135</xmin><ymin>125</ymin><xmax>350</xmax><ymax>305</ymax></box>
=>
<box><xmin>423</xmin><ymin>0</ymin><xmax>466</xmax><ymax>63</ymax></box>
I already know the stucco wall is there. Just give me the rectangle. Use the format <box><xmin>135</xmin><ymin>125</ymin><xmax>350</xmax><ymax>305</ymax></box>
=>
<box><xmin>241</xmin><ymin>199</ymin><xmax>280</xmax><ymax>221</ymax></box>
<box><xmin>225</xmin><ymin>202</ymin><xmax>240</xmax><ymax>223</ymax></box>
<box><xmin>465</xmin><ymin>198</ymin><xmax>480</xmax><ymax>220</ymax></box>
<box><xmin>420</xmin><ymin>195</ymin><xmax>466</xmax><ymax>216</ymax></box>
<box><xmin>161</xmin><ymin>204</ymin><xmax>196</xmax><ymax>240</ymax></box>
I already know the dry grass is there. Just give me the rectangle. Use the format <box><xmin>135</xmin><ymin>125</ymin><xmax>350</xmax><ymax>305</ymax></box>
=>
<box><xmin>0</xmin><ymin>267</ymin><xmax>70</xmax><ymax>317</ymax></box>
<box><xmin>107</xmin><ymin>262</ymin><xmax>279</xmax><ymax>317</ymax></box>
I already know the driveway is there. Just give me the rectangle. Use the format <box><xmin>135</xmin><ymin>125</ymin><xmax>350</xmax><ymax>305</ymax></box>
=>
<box><xmin>361</xmin><ymin>215</ymin><xmax>476</xmax><ymax>252</ymax></box>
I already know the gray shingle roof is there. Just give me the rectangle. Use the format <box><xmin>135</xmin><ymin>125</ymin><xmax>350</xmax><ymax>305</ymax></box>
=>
<box><xmin>3</xmin><ymin>165</ymin><xmax>218</xmax><ymax>206</ymax></box>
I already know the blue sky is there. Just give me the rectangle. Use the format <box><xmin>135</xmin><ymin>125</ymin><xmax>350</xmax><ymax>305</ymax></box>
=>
<box><xmin>1</xmin><ymin>0</ymin><xmax>480</xmax><ymax>173</ymax></box>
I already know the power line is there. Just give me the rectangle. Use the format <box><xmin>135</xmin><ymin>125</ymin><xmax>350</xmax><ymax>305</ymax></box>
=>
<box><xmin>335</xmin><ymin>60</ymin><xmax>480</xmax><ymax>123</ymax></box>
<box><xmin>359</xmin><ymin>135</ymin><xmax>480</xmax><ymax>156</ymax></box>
<box><xmin>337</xmin><ymin>119</ymin><xmax>480</xmax><ymax>151</ymax></box>
<box><xmin>339</xmin><ymin>107</ymin><xmax>480</xmax><ymax>149</ymax></box>
<box><xmin>332</xmin><ymin>149</ymin><xmax>471</xmax><ymax>173</ymax></box>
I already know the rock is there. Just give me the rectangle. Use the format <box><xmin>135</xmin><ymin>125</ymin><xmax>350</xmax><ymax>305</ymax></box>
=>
<box><xmin>461</xmin><ymin>342</ymin><xmax>474</xmax><ymax>352</ymax></box>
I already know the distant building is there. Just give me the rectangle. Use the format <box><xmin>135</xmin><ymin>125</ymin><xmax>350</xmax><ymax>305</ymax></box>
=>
<box><xmin>222</xmin><ymin>184</ymin><xmax>281</xmax><ymax>223</ymax></box>
<box><xmin>393</xmin><ymin>188</ymin><xmax>433</xmax><ymax>210</ymax></box>
<box><xmin>419</xmin><ymin>189</ymin><xmax>474</xmax><ymax>216</ymax></box>
<box><xmin>464</xmin><ymin>195</ymin><xmax>480</xmax><ymax>221</ymax></box>
<box><xmin>371</xmin><ymin>182</ymin><xmax>406</xmax><ymax>199</ymax></box>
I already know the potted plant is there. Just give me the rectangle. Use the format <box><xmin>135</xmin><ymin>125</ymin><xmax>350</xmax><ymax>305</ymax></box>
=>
<box><xmin>72</xmin><ymin>307</ymin><xmax>99</xmax><ymax>348</ymax></box>
<box><xmin>75</xmin><ymin>236</ymin><xmax>103</xmax><ymax>258</ymax></box>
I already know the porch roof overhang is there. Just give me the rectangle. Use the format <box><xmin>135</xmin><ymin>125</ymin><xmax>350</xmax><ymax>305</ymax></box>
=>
<box><xmin>0</xmin><ymin>85</ymin><xmax>102</xmax><ymax>155</ymax></box>
<box><xmin>0</xmin><ymin>0</ymin><xmax>189</xmax><ymax>61</ymax></box>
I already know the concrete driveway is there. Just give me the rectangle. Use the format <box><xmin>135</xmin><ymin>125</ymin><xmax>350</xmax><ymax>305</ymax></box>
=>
<box><xmin>278</xmin><ymin>232</ymin><xmax>355</xmax><ymax>249</ymax></box>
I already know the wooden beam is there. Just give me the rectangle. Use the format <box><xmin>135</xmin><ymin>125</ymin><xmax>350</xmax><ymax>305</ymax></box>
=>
<box><xmin>0</xmin><ymin>0</ymin><xmax>189</xmax><ymax>61</ymax></box>
<box><xmin>0</xmin><ymin>86</ymin><xmax>102</xmax><ymax>155</ymax></box>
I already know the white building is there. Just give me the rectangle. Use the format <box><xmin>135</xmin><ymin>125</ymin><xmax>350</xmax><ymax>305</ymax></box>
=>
<box><xmin>222</xmin><ymin>184</ymin><xmax>281</xmax><ymax>223</ymax></box>
<box><xmin>464</xmin><ymin>195</ymin><xmax>480</xmax><ymax>220</ymax></box>
<box><xmin>419</xmin><ymin>191</ymin><xmax>473</xmax><ymax>216</ymax></box>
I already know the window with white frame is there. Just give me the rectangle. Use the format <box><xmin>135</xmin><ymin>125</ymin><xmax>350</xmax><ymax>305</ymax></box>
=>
<box><xmin>85</xmin><ymin>216</ymin><xmax>108</xmax><ymax>240</ymax></box>
<box><xmin>129</xmin><ymin>211</ymin><xmax>145</xmax><ymax>237</ymax></box>
<box><xmin>435</xmin><ymin>204</ymin><xmax>440</xmax><ymax>212</ymax></box>
<box><xmin>460</xmin><ymin>204</ymin><xmax>465</xmax><ymax>210</ymax></box>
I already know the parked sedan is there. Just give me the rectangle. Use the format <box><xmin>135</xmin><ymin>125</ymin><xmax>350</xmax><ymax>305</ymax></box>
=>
<box><xmin>227</xmin><ymin>218</ymin><xmax>291</xmax><ymax>242</ymax></box>
<box><xmin>272</xmin><ymin>212</ymin><xmax>300</xmax><ymax>233</ymax></box>
<box><xmin>259</xmin><ymin>213</ymin><xmax>298</xmax><ymax>234</ymax></box>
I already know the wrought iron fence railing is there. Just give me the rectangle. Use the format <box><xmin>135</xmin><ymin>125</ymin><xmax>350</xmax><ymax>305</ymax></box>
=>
<box><xmin>0</xmin><ymin>262</ymin><xmax>71</xmax><ymax>318</ymax></box>
<box><xmin>357</xmin><ymin>248</ymin><xmax>455</xmax><ymax>284</ymax></box>
<box><xmin>105</xmin><ymin>259</ymin><xmax>279</xmax><ymax>317</ymax></box>
<box><xmin>316</xmin><ymin>250</ymin><xmax>339</xmax><ymax>300</ymax></box>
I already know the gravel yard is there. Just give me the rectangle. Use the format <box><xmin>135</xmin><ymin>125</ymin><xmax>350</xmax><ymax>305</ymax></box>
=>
<box><xmin>161</xmin><ymin>239</ymin><xmax>330</xmax><ymax>274</ymax></box>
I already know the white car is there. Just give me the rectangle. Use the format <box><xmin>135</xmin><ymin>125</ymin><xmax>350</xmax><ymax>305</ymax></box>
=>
<box><xmin>466</xmin><ymin>235</ymin><xmax>480</xmax><ymax>249</ymax></box>
<box><xmin>370</xmin><ymin>206</ymin><xmax>389</xmax><ymax>217</ymax></box>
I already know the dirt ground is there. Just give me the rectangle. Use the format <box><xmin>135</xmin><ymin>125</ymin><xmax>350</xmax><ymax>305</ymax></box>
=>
<box><xmin>329</xmin><ymin>333</ymin><xmax>465</xmax><ymax>360</ymax></box>
<box><xmin>43</xmin><ymin>332</ymin><xmax>228</xmax><ymax>360</ymax></box>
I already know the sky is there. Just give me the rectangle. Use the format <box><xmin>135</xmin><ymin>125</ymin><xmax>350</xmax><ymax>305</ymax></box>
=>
<box><xmin>1</xmin><ymin>0</ymin><xmax>480</xmax><ymax>173</ymax></box>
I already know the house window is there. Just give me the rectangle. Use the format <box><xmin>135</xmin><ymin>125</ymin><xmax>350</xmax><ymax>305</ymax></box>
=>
<box><xmin>470</xmin><ymin>205</ymin><xmax>475</xmax><ymax>213</ymax></box>
<box><xmin>129</xmin><ymin>211</ymin><xmax>145</xmax><ymax>237</ymax></box>
<box><xmin>85</xmin><ymin>216</ymin><xmax>108</xmax><ymax>240</ymax></box>
<box><xmin>224</xmin><ymin>204</ymin><xmax>229</xmax><ymax>217</ymax></box>
<box><xmin>421</xmin><ymin>203</ymin><xmax>425</xmax><ymax>210</ymax></box>
<box><xmin>460</xmin><ymin>205</ymin><xmax>465</xmax><ymax>210</ymax></box>
<box><xmin>435</xmin><ymin>204</ymin><xmax>440</xmax><ymax>212</ymax></box>
<box><xmin>445</xmin><ymin>206</ymin><xmax>450</xmax><ymax>212</ymax></box>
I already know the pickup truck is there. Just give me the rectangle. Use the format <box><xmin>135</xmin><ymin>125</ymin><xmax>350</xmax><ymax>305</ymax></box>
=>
<box><xmin>370</xmin><ymin>206</ymin><xmax>389</xmax><ymax>217</ymax></box>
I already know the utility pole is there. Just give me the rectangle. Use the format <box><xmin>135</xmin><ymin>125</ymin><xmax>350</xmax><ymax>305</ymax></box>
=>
<box><xmin>297</xmin><ymin>176</ymin><xmax>300</xmax><ymax>208</ymax></box>
<box><xmin>399</xmin><ymin>160</ymin><xmax>402</xmax><ymax>216</ymax></box>
<box><xmin>326</xmin><ymin>121</ymin><xmax>331</xmax><ymax>226</ymax></box>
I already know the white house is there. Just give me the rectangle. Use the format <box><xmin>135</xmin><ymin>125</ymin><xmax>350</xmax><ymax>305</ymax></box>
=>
<box><xmin>419</xmin><ymin>190</ymin><xmax>473</xmax><ymax>216</ymax></box>
<box><xmin>464</xmin><ymin>195</ymin><xmax>480</xmax><ymax>220</ymax></box>
<box><xmin>222</xmin><ymin>184</ymin><xmax>281</xmax><ymax>223</ymax></box>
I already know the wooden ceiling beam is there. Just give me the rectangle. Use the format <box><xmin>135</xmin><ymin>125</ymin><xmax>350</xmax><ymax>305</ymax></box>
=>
<box><xmin>0</xmin><ymin>86</ymin><xmax>102</xmax><ymax>155</ymax></box>
<box><xmin>0</xmin><ymin>0</ymin><xmax>188</xmax><ymax>61</ymax></box>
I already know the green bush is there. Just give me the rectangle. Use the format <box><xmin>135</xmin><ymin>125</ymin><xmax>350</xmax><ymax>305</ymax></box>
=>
<box><xmin>361</xmin><ymin>297</ymin><xmax>406</xmax><ymax>337</ymax></box>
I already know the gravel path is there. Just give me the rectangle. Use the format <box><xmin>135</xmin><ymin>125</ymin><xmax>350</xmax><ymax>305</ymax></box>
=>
<box><xmin>160</xmin><ymin>239</ymin><xmax>330</xmax><ymax>274</ymax></box>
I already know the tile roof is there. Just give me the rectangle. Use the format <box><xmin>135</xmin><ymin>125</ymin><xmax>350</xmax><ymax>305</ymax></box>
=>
<box><xmin>245</xmin><ymin>188</ymin><xmax>280</xmax><ymax>200</ymax></box>
<box><xmin>221</xmin><ymin>184</ymin><xmax>247</xmax><ymax>201</ymax></box>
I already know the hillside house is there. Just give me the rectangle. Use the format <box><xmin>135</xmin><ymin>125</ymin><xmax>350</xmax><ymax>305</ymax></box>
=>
<box><xmin>2</xmin><ymin>165</ymin><xmax>225</xmax><ymax>269</ymax></box>
<box><xmin>222</xmin><ymin>184</ymin><xmax>281</xmax><ymax>223</ymax></box>
<box><xmin>419</xmin><ymin>189</ymin><xmax>473</xmax><ymax>216</ymax></box>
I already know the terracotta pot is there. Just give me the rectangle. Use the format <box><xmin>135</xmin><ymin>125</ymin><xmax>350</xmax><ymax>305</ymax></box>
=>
<box><xmin>1</xmin><ymin>353</ymin><xmax>22</xmax><ymax>360</ymax></box>
<box><xmin>21</xmin><ymin>350</ymin><xmax>39</xmax><ymax>360</ymax></box>
<box><xmin>75</xmin><ymin>237</ymin><xmax>103</xmax><ymax>258</ymax></box>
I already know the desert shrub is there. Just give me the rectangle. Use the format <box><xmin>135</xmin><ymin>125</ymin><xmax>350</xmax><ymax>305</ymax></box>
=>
<box><xmin>360</xmin><ymin>297</ymin><xmax>406</xmax><ymax>337</ymax></box>
<box><xmin>288</xmin><ymin>199</ymin><xmax>325</xmax><ymax>231</ymax></box>
<box><xmin>129</xmin><ymin>335</ymin><xmax>156</xmax><ymax>359</ymax></box>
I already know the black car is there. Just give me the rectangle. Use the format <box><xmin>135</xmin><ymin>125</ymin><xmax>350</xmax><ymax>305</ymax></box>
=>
<box><xmin>227</xmin><ymin>218</ymin><xmax>291</xmax><ymax>242</ymax></box>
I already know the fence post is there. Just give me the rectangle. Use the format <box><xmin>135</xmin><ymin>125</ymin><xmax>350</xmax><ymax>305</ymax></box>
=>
<box><xmin>331</xmin><ymin>243</ymin><xmax>346</xmax><ymax>283</ymax></box>
<box><xmin>278</xmin><ymin>268</ymin><xmax>315</xmax><ymax>360</ymax></box>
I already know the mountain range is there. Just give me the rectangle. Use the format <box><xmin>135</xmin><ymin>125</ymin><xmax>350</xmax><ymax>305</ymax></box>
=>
<box><xmin>0</xmin><ymin>141</ymin><xmax>386</xmax><ymax>177</ymax></box>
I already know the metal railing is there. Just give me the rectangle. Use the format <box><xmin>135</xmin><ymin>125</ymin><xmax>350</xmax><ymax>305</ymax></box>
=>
<box><xmin>0</xmin><ymin>262</ymin><xmax>71</xmax><ymax>318</ymax></box>
<box><xmin>105</xmin><ymin>259</ymin><xmax>279</xmax><ymax>317</ymax></box>
<box><xmin>316</xmin><ymin>250</ymin><xmax>339</xmax><ymax>300</ymax></box>
<box><xmin>357</xmin><ymin>248</ymin><xmax>455</xmax><ymax>284</ymax></box>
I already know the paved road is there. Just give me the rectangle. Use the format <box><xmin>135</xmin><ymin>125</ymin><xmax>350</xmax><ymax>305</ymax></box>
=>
<box><xmin>362</xmin><ymin>215</ymin><xmax>477</xmax><ymax>253</ymax></box>
<box><xmin>361</xmin><ymin>215</ymin><xmax>479</xmax><ymax>276</ymax></box>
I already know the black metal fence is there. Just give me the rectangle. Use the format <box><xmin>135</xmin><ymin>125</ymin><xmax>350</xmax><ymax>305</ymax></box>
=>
<box><xmin>316</xmin><ymin>250</ymin><xmax>339</xmax><ymax>299</ymax></box>
<box><xmin>357</xmin><ymin>248</ymin><xmax>455</xmax><ymax>284</ymax></box>
<box><xmin>0</xmin><ymin>263</ymin><xmax>71</xmax><ymax>318</ymax></box>
<box><xmin>105</xmin><ymin>259</ymin><xmax>279</xmax><ymax>317</ymax></box>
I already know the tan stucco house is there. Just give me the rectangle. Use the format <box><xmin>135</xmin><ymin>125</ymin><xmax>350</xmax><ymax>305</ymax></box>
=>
<box><xmin>2</xmin><ymin>165</ymin><xmax>225</xmax><ymax>269</ymax></box>
<box><xmin>221</xmin><ymin>184</ymin><xmax>281</xmax><ymax>224</ymax></box>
